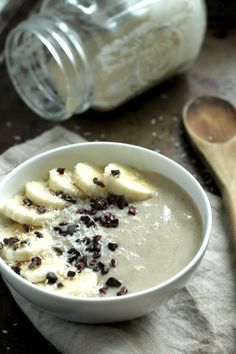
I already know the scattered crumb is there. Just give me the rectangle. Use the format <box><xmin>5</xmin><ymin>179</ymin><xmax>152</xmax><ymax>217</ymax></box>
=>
<box><xmin>2</xmin><ymin>329</ymin><xmax>8</xmax><ymax>334</ymax></box>
<box><xmin>99</xmin><ymin>133</ymin><xmax>106</xmax><ymax>139</ymax></box>
<box><xmin>172</xmin><ymin>116</ymin><xmax>178</xmax><ymax>122</ymax></box>
<box><xmin>175</xmin><ymin>142</ymin><xmax>180</xmax><ymax>148</ymax></box>
<box><xmin>12</xmin><ymin>323</ymin><xmax>18</xmax><ymax>327</ymax></box>
<box><xmin>14</xmin><ymin>136</ymin><xmax>21</xmax><ymax>141</ymax></box>
<box><xmin>152</xmin><ymin>132</ymin><xmax>157</xmax><ymax>137</ymax></box>
<box><xmin>158</xmin><ymin>116</ymin><xmax>164</xmax><ymax>121</ymax></box>
<box><xmin>6</xmin><ymin>347</ymin><xmax>11</xmax><ymax>351</ymax></box>
<box><xmin>180</xmin><ymin>153</ymin><xmax>186</xmax><ymax>159</ymax></box>
<box><xmin>208</xmin><ymin>135</ymin><xmax>213</xmax><ymax>141</ymax></box>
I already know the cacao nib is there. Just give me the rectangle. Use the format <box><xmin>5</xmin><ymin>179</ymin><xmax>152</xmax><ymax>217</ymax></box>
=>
<box><xmin>63</xmin><ymin>194</ymin><xmax>77</xmax><ymax>204</ymax></box>
<box><xmin>93</xmin><ymin>177</ymin><xmax>105</xmax><ymax>188</ymax></box>
<box><xmin>46</xmin><ymin>272</ymin><xmax>58</xmax><ymax>284</ymax></box>
<box><xmin>37</xmin><ymin>206</ymin><xmax>46</xmax><ymax>214</ymax></box>
<box><xmin>105</xmin><ymin>277</ymin><xmax>121</xmax><ymax>288</ymax></box>
<box><xmin>11</xmin><ymin>265</ymin><xmax>21</xmax><ymax>275</ymax></box>
<box><xmin>75</xmin><ymin>261</ymin><xmax>85</xmax><ymax>272</ymax></box>
<box><xmin>80</xmin><ymin>215</ymin><xmax>96</xmax><ymax>228</ymax></box>
<box><xmin>3</xmin><ymin>237</ymin><xmax>19</xmax><ymax>245</ymax></box>
<box><xmin>108</xmin><ymin>242</ymin><xmax>118</xmax><ymax>251</ymax></box>
<box><xmin>67</xmin><ymin>270</ymin><xmax>76</xmax><ymax>277</ymax></box>
<box><xmin>117</xmin><ymin>286</ymin><xmax>128</xmax><ymax>296</ymax></box>
<box><xmin>98</xmin><ymin>212</ymin><xmax>119</xmax><ymax>228</ymax></box>
<box><xmin>111</xmin><ymin>169</ymin><xmax>120</xmax><ymax>177</ymax></box>
<box><xmin>110</xmin><ymin>258</ymin><xmax>116</xmax><ymax>267</ymax></box>
<box><xmin>67</xmin><ymin>224</ymin><xmax>78</xmax><ymax>235</ymax></box>
<box><xmin>93</xmin><ymin>235</ymin><xmax>102</xmax><ymax>242</ymax></box>
<box><xmin>99</xmin><ymin>287</ymin><xmax>108</xmax><ymax>295</ymax></box>
<box><xmin>28</xmin><ymin>256</ymin><xmax>42</xmax><ymax>269</ymax></box>
<box><xmin>34</xmin><ymin>231</ymin><xmax>44</xmax><ymax>238</ymax></box>
<box><xmin>57</xmin><ymin>168</ymin><xmax>65</xmax><ymax>175</ymax></box>
<box><xmin>23</xmin><ymin>198</ymin><xmax>32</xmax><ymax>206</ymax></box>
<box><xmin>23</xmin><ymin>224</ymin><xmax>32</xmax><ymax>233</ymax></box>
<box><xmin>53</xmin><ymin>247</ymin><xmax>63</xmax><ymax>255</ymax></box>
<box><xmin>90</xmin><ymin>198</ymin><xmax>109</xmax><ymax>211</ymax></box>
<box><xmin>128</xmin><ymin>205</ymin><xmax>136</xmax><ymax>215</ymax></box>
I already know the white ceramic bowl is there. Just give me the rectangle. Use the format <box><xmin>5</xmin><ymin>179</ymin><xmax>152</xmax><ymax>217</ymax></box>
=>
<box><xmin>0</xmin><ymin>142</ymin><xmax>211</xmax><ymax>323</ymax></box>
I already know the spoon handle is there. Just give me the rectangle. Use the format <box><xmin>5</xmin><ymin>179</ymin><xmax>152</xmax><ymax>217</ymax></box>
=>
<box><xmin>223</xmin><ymin>187</ymin><xmax>236</xmax><ymax>248</ymax></box>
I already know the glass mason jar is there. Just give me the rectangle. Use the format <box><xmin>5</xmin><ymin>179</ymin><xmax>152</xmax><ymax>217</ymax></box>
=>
<box><xmin>5</xmin><ymin>0</ymin><xmax>206</xmax><ymax>121</ymax></box>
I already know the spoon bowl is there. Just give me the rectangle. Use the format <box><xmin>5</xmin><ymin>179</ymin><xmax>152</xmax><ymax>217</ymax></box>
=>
<box><xmin>183</xmin><ymin>95</ymin><xmax>236</xmax><ymax>247</ymax></box>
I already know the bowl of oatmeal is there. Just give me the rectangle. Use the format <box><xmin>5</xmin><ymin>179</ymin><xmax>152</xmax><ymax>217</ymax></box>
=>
<box><xmin>0</xmin><ymin>142</ymin><xmax>211</xmax><ymax>323</ymax></box>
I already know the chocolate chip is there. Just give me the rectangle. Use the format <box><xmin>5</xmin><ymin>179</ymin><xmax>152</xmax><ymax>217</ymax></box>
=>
<box><xmin>117</xmin><ymin>286</ymin><xmax>128</xmax><ymax>296</ymax></box>
<box><xmin>34</xmin><ymin>231</ymin><xmax>44</xmax><ymax>238</ymax></box>
<box><xmin>57</xmin><ymin>283</ymin><xmax>64</xmax><ymax>288</ymax></box>
<box><xmin>23</xmin><ymin>224</ymin><xmax>32</xmax><ymax>233</ymax></box>
<box><xmin>105</xmin><ymin>277</ymin><xmax>121</xmax><ymax>287</ymax></box>
<box><xmin>67</xmin><ymin>270</ymin><xmax>76</xmax><ymax>278</ymax></box>
<box><xmin>110</xmin><ymin>258</ymin><xmax>116</xmax><ymax>267</ymax></box>
<box><xmin>57</xmin><ymin>168</ymin><xmax>65</xmax><ymax>174</ymax></box>
<box><xmin>53</xmin><ymin>247</ymin><xmax>63</xmax><ymax>255</ymax></box>
<box><xmin>99</xmin><ymin>287</ymin><xmax>108</xmax><ymax>295</ymax></box>
<box><xmin>28</xmin><ymin>256</ymin><xmax>42</xmax><ymax>269</ymax></box>
<box><xmin>11</xmin><ymin>265</ymin><xmax>20</xmax><ymax>275</ymax></box>
<box><xmin>93</xmin><ymin>177</ymin><xmax>105</xmax><ymax>188</ymax></box>
<box><xmin>108</xmin><ymin>242</ymin><xmax>118</xmax><ymax>251</ymax></box>
<box><xmin>111</xmin><ymin>169</ymin><xmax>120</xmax><ymax>177</ymax></box>
<box><xmin>67</xmin><ymin>224</ymin><xmax>78</xmax><ymax>235</ymax></box>
<box><xmin>128</xmin><ymin>205</ymin><xmax>136</xmax><ymax>215</ymax></box>
<box><xmin>63</xmin><ymin>194</ymin><xmax>77</xmax><ymax>203</ymax></box>
<box><xmin>3</xmin><ymin>237</ymin><xmax>19</xmax><ymax>245</ymax></box>
<box><xmin>46</xmin><ymin>272</ymin><xmax>58</xmax><ymax>284</ymax></box>
<box><xmin>37</xmin><ymin>206</ymin><xmax>46</xmax><ymax>214</ymax></box>
<box><xmin>23</xmin><ymin>198</ymin><xmax>32</xmax><ymax>206</ymax></box>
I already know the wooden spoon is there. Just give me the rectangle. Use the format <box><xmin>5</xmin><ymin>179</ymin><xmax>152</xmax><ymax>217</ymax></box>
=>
<box><xmin>183</xmin><ymin>95</ymin><xmax>236</xmax><ymax>247</ymax></box>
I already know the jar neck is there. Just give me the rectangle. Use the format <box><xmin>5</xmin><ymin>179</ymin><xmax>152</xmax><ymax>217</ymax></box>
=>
<box><xmin>5</xmin><ymin>14</ymin><xmax>93</xmax><ymax>121</ymax></box>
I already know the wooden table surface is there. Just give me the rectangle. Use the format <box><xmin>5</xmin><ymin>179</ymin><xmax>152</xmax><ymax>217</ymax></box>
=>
<box><xmin>0</xmin><ymin>2</ymin><xmax>236</xmax><ymax>353</ymax></box>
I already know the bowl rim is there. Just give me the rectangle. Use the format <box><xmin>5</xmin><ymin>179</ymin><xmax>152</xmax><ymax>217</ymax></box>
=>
<box><xmin>0</xmin><ymin>141</ymin><xmax>212</xmax><ymax>303</ymax></box>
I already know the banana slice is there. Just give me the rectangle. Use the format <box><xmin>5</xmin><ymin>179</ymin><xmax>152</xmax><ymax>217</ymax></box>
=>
<box><xmin>20</xmin><ymin>257</ymin><xmax>67</xmax><ymax>283</ymax></box>
<box><xmin>73</xmin><ymin>163</ymin><xmax>107</xmax><ymax>198</ymax></box>
<box><xmin>0</xmin><ymin>224</ymin><xmax>53</xmax><ymax>262</ymax></box>
<box><xmin>54</xmin><ymin>269</ymin><xmax>98</xmax><ymax>297</ymax></box>
<box><xmin>48</xmin><ymin>168</ymin><xmax>85</xmax><ymax>198</ymax></box>
<box><xmin>0</xmin><ymin>195</ymin><xmax>56</xmax><ymax>226</ymax></box>
<box><xmin>25</xmin><ymin>181</ymin><xmax>65</xmax><ymax>209</ymax></box>
<box><xmin>104</xmin><ymin>163</ymin><xmax>157</xmax><ymax>201</ymax></box>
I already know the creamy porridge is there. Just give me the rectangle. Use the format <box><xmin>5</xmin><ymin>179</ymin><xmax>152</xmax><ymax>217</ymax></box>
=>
<box><xmin>0</xmin><ymin>163</ymin><xmax>202</xmax><ymax>297</ymax></box>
